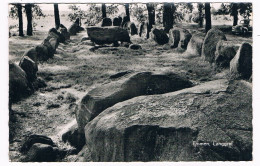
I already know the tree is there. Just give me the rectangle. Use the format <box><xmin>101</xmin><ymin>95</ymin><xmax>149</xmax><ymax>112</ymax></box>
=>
<box><xmin>9</xmin><ymin>4</ymin><xmax>24</xmax><ymax>36</ymax></box>
<box><xmin>25</xmin><ymin>4</ymin><xmax>33</xmax><ymax>36</ymax></box>
<box><xmin>54</xmin><ymin>3</ymin><xmax>60</xmax><ymax>29</ymax></box>
<box><xmin>163</xmin><ymin>3</ymin><xmax>176</xmax><ymax>33</ymax></box>
<box><xmin>102</xmin><ymin>4</ymin><xmax>106</xmax><ymax>18</ymax></box>
<box><xmin>230</xmin><ymin>3</ymin><xmax>238</xmax><ymax>26</ymax></box>
<box><xmin>198</xmin><ymin>3</ymin><xmax>204</xmax><ymax>28</ymax></box>
<box><xmin>146</xmin><ymin>3</ymin><xmax>155</xmax><ymax>38</ymax></box>
<box><xmin>17</xmin><ymin>4</ymin><xmax>24</xmax><ymax>36</ymax></box>
<box><xmin>124</xmin><ymin>3</ymin><xmax>130</xmax><ymax>21</ymax></box>
<box><xmin>205</xmin><ymin>3</ymin><xmax>211</xmax><ymax>33</ymax></box>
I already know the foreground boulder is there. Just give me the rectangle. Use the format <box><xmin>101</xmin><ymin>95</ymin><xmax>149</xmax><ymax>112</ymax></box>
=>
<box><xmin>22</xmin><ymin>143</ymin><xmax>58</xmax><ymax>162</ymax></box>
<box><xmin>202</xmin><ymin>28</ymin><xmax>227</xmax><ymax>63</ymax></box>
<box><xmin>9</xmin><ymin>62</ymin><xmax>31</xmax><ymax>104</ymax></box>
<box><xmin>186</xmin><ymin>32</ymin><xmax>205</xmax><ymax>56</ymax></box>
<box><xmin>101</xmin><ymin>17</ymin><xmax>112</xmax><ymax>27</ymax></box>
<box><xmin>230</xmin><ymin>42</ymin><xmax>252</xmax><ymax>79</ymax></box>
<box><xmin>83</xmin><ymin>79</ymin><xmax>252</xmax><ymax>161</ymax></box>
<box><xmin>20</xmin><ymin>134</ymin><xmax>56</xmax><ymax>153</ymax></box>
<box><xmin>76</xmin><ymin>72</ymin><xmax>193</xmax><ymax>133</ymax></box>
<box><xmin>151</xmin><ymin>28</ymin><xmax>169</xmax><ymax>45</ymax></box>
<box><xmin>87</xmin><ymin>26</ymin><xmax>131</xmax><ymax>45</ymax></box>
<box><xmin>169</xmin><ymin>28</ymin><xmax>192</xmax><ymax>49</ymax></box>
<box><xmin>19</xmin><ymin>56</ymin><xmax>38</xmax><ymax>82</ymax></box>
<box><xmin>215</xmin><ymin>40</ymin><xmax>237</xmax><ymax>68</ymax></box>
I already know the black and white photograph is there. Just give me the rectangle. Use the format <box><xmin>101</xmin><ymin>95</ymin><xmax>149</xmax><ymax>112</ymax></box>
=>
<box><xmin>1</xmin><ymin>0</ymin><xmax>258</xmax><ymax>164</ymax></box>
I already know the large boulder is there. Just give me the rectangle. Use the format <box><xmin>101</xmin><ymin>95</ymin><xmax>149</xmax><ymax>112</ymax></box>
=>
<box><xmin>87</xmin><ymin>26</ymin><xmax>131</xmax><ymax>45</ymax></box>
<box><xmin>75</xmin><ymin>72</ymin><xmax>193</xmax><ymax>133</ymax></box>
<box><xmin>186</xmin><ymin>32</ymin><xmax>205</xmax><ymax>56</ymax></box>
<box><xmin>169</xmin><ymin>28</ymin><xmax>192</xmax><ymax>49</ymax></box>
<box><xmin>151</xmin><ymin>28</ymin><xmax>169</xmax><ymax>45</ymax></box>
<box><xmin>101</xmin><ymin>17</ymin><xmax>112</xmax><ymax>27</ymax></box>
<box><xmin>113</xmin><ymin>17</ymin><xmax>122</xmax><ymax>26</ymax></box>
<box><xmin>215</xmin><ymin>40</ymin><xmax>237</xmax><ymax>68</ymax></box>
<box><xmin>9</xmin><ymin>62</ymin><xmax>31</xmax><ymax>104</ymax></box>
<box><xmin>19</xmin><ymin>56</ymin><xmax>38</xmax><ymax>82</ymax></box>
<box><xmin>84</xmin><ymin>79</ymin><xmax>252</xmax><ymax>161</ymax></box>
<box><xmin>230</xmin><ymin>42</ymin><xmax>252</xmax><ymax>79</ymax></box>
<box><xmin>202</xmin><ymin>28</ymin><xmax>227</xmax><ymax>63</ymax></box>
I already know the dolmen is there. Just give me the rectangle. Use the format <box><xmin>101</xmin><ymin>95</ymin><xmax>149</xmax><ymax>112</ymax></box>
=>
<box><xmin>87</xmin><ymin>26</ymin><xmax>131</xmax><ymax>45</ymax></box>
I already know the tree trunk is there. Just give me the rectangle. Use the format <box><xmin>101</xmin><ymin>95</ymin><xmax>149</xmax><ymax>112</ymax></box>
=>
<box><xmin>198</xmin><ymin>3</ymin><xmax>203</xmax><ymax>28</ymax></box>
<box><xmin>163</xmin><ymin>3</ymin><xmax>175</xmax><ymax>33</ymax></box>
<box><xmin>205</xmin><ymin>3</ymin><xmax>211</xmax><ymax>33</ymax></box>
<box><xmin>25</xmin><ymin>4</ymin><xmax>33</xmax><ymax>36</ymax></box>
<box><xmin>231</xmin><ymin>3</ymin><xmax>238</xmax><ymax>26</ymax></box>
<box><xmin>54</xmin><ymin>3</ymin><xmax>60</xmax><ymax>29</ymax></box>
<box><xmin>146</xmin><ymin>3</ymin><xmax>155</xmax><ymax>39</ymax></box>
<box><xmin>102</xmin><ymin>4</ymin><xmax>106</xmax><ymax>18</ymax></box>
<box><xmin>17</xmin><ymin>4</ymin><xmax>24</xmax><ymax>36</ymax></box>
<box><xmin>125</xmin><ymin>3</ymin><xmax>130</xmax><ymax>22</ymax></box>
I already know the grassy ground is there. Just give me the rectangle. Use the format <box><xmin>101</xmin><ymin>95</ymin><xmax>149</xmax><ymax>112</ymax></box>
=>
<box><xmin>8</xmin><ymin>21</ymin><xmax>252</xmax><ymax>161</ymax></box>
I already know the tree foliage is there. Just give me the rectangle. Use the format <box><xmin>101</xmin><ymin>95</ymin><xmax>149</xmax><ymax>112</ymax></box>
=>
<box><xmin>68</xmin><ymin>4</ymin><xmax>119</xmax><ymax>26</ymax></box>
<box><xmin>217</xmin><ymin>2</ymin><xmax>252</xmax><ymax>18</ymax></box>
<box><xmin>130</xmin><ymin>4</ymin><xmax>148</xmax><ymax>23</ymax></box>
<box><xmin>9</xmin><ymin>4</ymin><xmax>45</xmax><ymax>19</ymax></box>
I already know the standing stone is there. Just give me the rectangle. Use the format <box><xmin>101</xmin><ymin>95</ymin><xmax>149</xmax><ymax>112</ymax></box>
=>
<box><xmin>113</xmin><ymin>17</ymin><xmax>121</xmax><ymax>26</ymax></box>
<box><xmin>151</xmin><ymin>28</ymin><xmax>169</xmax><ymax>45</ymax></box>
<box><xmin>19</xmin><ymin>56</ymin><xmax>38</xmax><ymax>82</ymax></box>
<box><xmin>139</xmin><ymin>22</ymin><xmax>148</xmax><ymax>38</ymax></box>
<box><xmin>169</xmin><ymin>28</ymin><xmax>192</xmax><ymax>49</ymax></box>
<box><xmin>22</xmin><ymin>47</ymin><xmax>38</xmax><ymax>63</ymax></box>
<box><xmin>215</xmin><ymin>40</ymin><xmax>237</xmax><ymax>68</ymax></box>
<box><xmin>9</xmin><ymin>62</ymin><xmax>31</xmax><ymax>104</ymax></box>
<box><xmin>35</xmin><ymin>44</ymin><xmax>50</xmax><ymax>61</ymax></box>
<box><xmin>129</xmin><ymin>22</ymin><xmax>138</xmax><ymax>35</ymax></box>
<box><xmin>230</xmin><ymin>42</ymin><xmax>252</xmax><ymax>79</ymax></box>
<box><xmin>58</xmin><ymin>24</ymin><xmax>70</xmax><ymax>41</ymax></box>
<box><xmin>101</xmin><ymin>18</ymin><xmax>112</xmax><ymax>27</ymax></box>
<box><xmin>41</xmin><ymin>39</ymin><xmax>55</xmax><ymax>58</ymax></box>
<box><xmin>68</xmin><ymin>23</ymin><xmax>79</xmax><ymax>35</ymax></box>
<box><xmin>202</xmin><ymin>28</ymin><xmax>227</xmax><ymax>63</ymax></box>
<box><xmin>186</xmin><ymin>32</ymin><xmax>205</xmax><ymax>56</ymax></box>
